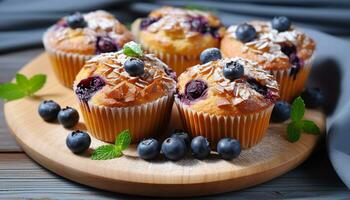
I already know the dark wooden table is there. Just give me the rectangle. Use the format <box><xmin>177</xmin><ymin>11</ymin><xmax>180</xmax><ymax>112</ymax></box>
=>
<box><xmin>0</xmin><ymin>49</ymin><xmax>349</xmax><ymax>199</ymax></box>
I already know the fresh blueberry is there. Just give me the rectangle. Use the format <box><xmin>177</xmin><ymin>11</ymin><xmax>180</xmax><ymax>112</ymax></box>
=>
<box><xmin>271</xmin><ymin>101</ymin><xmax>291</xmax><ymax>123</ymax></box>
<box><xmin>272</xmin><ymin>16</ymin><xmax>291</xmax><ymax>32</ymax></box>
<box><xmin>301</xmin><ymin>88</ymin><xmax>325</xmax><ymax>108</ymax></box>
<box><xmin>58</xmin><ymin>106</ymin><xmax>80</xmax><ymax>128</ymax></box>
<box><xmin>191</xmin><ymin>136</ymin><xmax>211</xmax><ymax>160</ymax></box>
<box><xmin>38</xmin><ymin>100</ymin><xmax>61</xmax><ymax>122</ymax></box>
<box><xmin>200</xmin><ymin>48</ymin><xmax>222</xmax><ymax>64</ymax></box>
<box><xmin>223</xmin><ymin>61</ymin><xmax>244</xmax><ymax>81</ymax></box>
<box><xmin>235</xmin><ymin>23</ymin><xmax>256</xmax><ymax>43</ymax></box>
<box><xmin>137</xmin><ymin>138</ymin><xmax>160</xmax><ymax>160</ymax></box>
<box><xmin>66</xmin><ymin>13</ymin><xmax>87</xmax><ymax>29</ymax></box>
<box><xmin>66</xmin><ymin>130</ymin><xmax>91</xmax><ymax>153</ymax></box>
<box><xmin>75</xmin><ymin>76</ymin><xmax>105</xmax><ymax>103</ymax></box>
<box><xmin>96</xmin><ymin>36</ymin><xmax>118</xmax><ymax>54</ymax></box>
<box><xmin>171</xmin><ymin>130</ymin><xmax>190</xmax><ymax>147</ymax></box>
<box><xmin>161</xmin><ymin>137</ymin><xmax>187</xmax><ymax>161</ymax></box>
<box><xmin>124</xmin><ymin>58</ymin><xmax>145</xmax><ymax>77</ymax></box>
<box><xmin>184</xmin><ymin>80</ymin><xmax>208</xmax><ymax>101</ymax></box>
<box><xmin>217</xmin><ymin>138</ymin><xmax>241</xmax><ymax>160</ymax></box>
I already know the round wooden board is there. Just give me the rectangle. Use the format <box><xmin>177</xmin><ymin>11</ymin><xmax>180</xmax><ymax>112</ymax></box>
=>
<box><xmin>4</xmin><ymin>53</ymin><xmax>326</xmax><ymax>197</ymax></box>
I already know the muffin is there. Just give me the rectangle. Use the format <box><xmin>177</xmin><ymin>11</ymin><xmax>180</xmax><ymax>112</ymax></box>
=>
<box><xmin>73</xmin><ymin>42</ymin><xmax>176</xmax><ymax>143</ymax></box>
<box><xmin>43</xmin><ymin>10</ymin><xmax>133</xmax><ymax>88</ymax></box>
<box><xmin>175</xmin><ymin>57</ymin><xmax>279</xmax><ymax>148</ymax></box>
<box><xmin>221</xmin><ymin>17</ymin><xmax>316</xmax><ymax>101</ymax></box>
<box><xmin>131</xmin><ymin>6</ymin><xmax>224</xmax><ymax>75</ymax></box>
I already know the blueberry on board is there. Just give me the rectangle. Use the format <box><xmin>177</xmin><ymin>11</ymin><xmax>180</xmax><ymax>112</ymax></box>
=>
<box><xmin>199</xmin><ymin>48</ymin><xmax>222</xmax><ymax>64</ymax></box>
<box><xmin>223</xmin><ymin>61</ymin><xmax>244</xmax><ymax>81</ymax></box>
<box><xmin>161</xmin><ymin>137</ymin><xmax>187</xmax><ymax>161</ymax></box>
<box><xmin>191</xmin><ymin>136</ymin><xmax>211</xmax><ymax>159</ymax></box>
<box><xmin>38</xmin><ymin>100</ymin><xmax>61</xmax><ymax>122</ymax></box>
<box><xmin>235</xmin><ymin>23</ymin><xmax>256</xmax><ymax>43</ymax></box>
<box><xmin>58</xmin><ymin>106</ymin><xmax>80</xmax><ymax>128</ymax></box>
<box><xmin>171</xmin><ymin>130</ymin><xmax>190</xmax><ymax>147</ymax></box>
<box><xmin>124</xmin><ymin>58</ymin><xmax>145</xmax><ymax>77</ymax></box>
<box><xmin>137</xmin><ymin>138</ymin><xmax>160</xmax><ymax>160</ymax></box>
<box><xmin>271</xmin><ymin>101</ymin><xmax>291</xmax><ymax>123</ymax></box>
<box><xmin>217</xmin><ymin>138</ymin><xmax>241</xmax><ymax>160</ymax></box>
<box><xmin>184</xmin><ymin>79</ymin><xmax>208</xmax><ymax>100</ymax></box>
<box><xmin>66</xmin><ymin>130</ymin><xmax>91</xmax><ymax>154</ymax></box>
<box><xmin>66</xmin><ymin>13</ymin><xmax>87</xmax><ymax>29</ymax></box>
<box><xmin>301</xmin><ymin>88</ymin><xmax>325</xmax><ymax>108</ymax></box>
<box><xmin>271</xmin><ymin>16</ymin><xmax>291</xmax><ymax>32</ymax></box>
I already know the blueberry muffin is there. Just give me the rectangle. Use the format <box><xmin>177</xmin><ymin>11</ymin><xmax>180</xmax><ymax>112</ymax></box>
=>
<box><xmin>221</xmin><ymin>17</ymin><xmax>316</xmax><ymax>101</ymax></box>
<box><xmin>175</xmin><ymin>56</ymin><xmax>279</xmax><ymax>148</ymax></box>
<box><xmin>73</xmin><ymin>42</ymin><xmax>176</xmax><ymax>143</ymax></box>
<box><xmin>43</xmin><ymin>10</ymin><xmax>133</xmax><ymax>87</ymax></box>
<box><xmin>131</xmin><ymin>6</ymin><xmax>224</xmax><ymax>75</ymax></box>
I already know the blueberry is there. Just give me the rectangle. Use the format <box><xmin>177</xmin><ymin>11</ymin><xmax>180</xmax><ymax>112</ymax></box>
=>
<box><xmin>38</xmin><ymin>100</ymin><xmax>61</xmax><ymax>122</ymax></box>
<box><xmin>140</xmin><ymin>17</ymin><xmax>159</xmax><ymax>29</ymax></box>
<box><xmin>223</xmin><ymin>61</ymin><xmax>244</xmax><ymax>81</ymax></box>
<box><xmin>235</xmin><ymin>23</ymin><xmax>256</xmax><ymax>43</ymax></box>
<box><xmin>66</xmin><ymin>130</ymin><xmax>91</xmax><ymax>153</ymax></box>
<box><xmin>271</xmin><ymin>101</ymin><xmax>291</xmax><ymax>123</ymax></box>
<box><xmin>124</xmin><ymin>58</ymin><xmax>145</xmax><ymax>77</ymax></box>
<box><xmin>58</xmin><ymin>106</ymin><xmax>80</xmax><ymax>128</ymax></box>
<box><xmin>272</xmin><ymin>16</ymin><xmax>291</xmax><ymax>32</ymax></box>
<box><xmin>301</xmin><ymin>88</ymin><xmax>324</xmax><ymax>108</ymax></box>
<box><xmin>217</xmin><ymin>138</ymin><xmax>241</xmax><ymax>160</ymax></box>
<box><xmin>96</xmin><ymin>36</ymin><xmax>118</xmax><ymax>54</ymax></box>
<box><xmin>75</xmin><ymin>76</ymin><xmax>105</xmax><ymax>103</ymax></box>
<box><xmin>161</xmin><ymin>137</ymin><xmax>187</xmax><ymax>161</ymax></box>
<box><xmin>199</xmin><ymin>48</ymin><xmax>222</xmax><ymax>64</ymax></box>
<box><xmin>247</xmin><ymin>78</ymin><xmax>268</xmax><ymax>96</ymax></box>
<box><xmin>171</xmin><ymin>130</ymin><xmax>190</xmax><ymax>147</ymax></box>
<box><xmin>191</xmin><ymin>136</ymin><xmax>211</xmax><ymax>159</ymax></box>
<box><xmin>184</xmin><ymin>80</ymin><xmax>208</xmax><ymax>100</ymax></box>
<box><xmin>66</xmin><ymin>13</ymin><xmax>87</xmax><ymax>29</ymax></box>
<box><xmin>137</xmin><ymin>138</ymin><xmax>160</xmax><ymax>160</ymax></box>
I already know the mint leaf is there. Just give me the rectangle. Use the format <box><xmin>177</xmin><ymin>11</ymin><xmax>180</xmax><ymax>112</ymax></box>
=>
<box><xmin>123</xmin><ymin>41</ymin><xmax>143</xmax><ymax>57</ymax></box>
<box><xmin>28</xmin><ymin>74</ymin><xmax>46</xmax><ymax>95</ymax></box>
<box><xmin>291</xmin><ymin>97</ymin><xmax>305</xmax><ymax>122</ymax></box>
<box><xmin>287</xmin><ymin>121</ymin><xmax>301</xmax><ymax>142</ymax></box>
<box><xmin>0</xmin><ymin>83</ymin><xmax>26</xmax><ymax>100</ymax></box>
<box><xmin>91</xmin><ymin>145</ymin><xmax>122</xmax><ymax>160</ymax></box>
<box><xmin>302</xmin><ymin>120</ymin><xmax>320</xmax><ymax>135</ymax></box>
<box><xmin>16</xmin><ymin>74</ymin><xmax>30</xmax><ymax>91</ymax></box>
<box><xmin>115</xmin><ymin>129</ymin><xmax>132</xmax><ymax>151</ymax></box>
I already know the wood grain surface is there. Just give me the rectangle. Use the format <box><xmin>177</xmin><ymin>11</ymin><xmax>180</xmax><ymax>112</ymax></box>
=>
<box><xmin>0</xmin><ymin>49</ymin><xmax>349</xmax><ymax>199</ymax></box>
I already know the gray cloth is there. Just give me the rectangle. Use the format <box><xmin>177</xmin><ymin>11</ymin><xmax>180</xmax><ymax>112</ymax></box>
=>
<box><xmin>1</xmin><ymin>0</ymin><xmax>350</xmax><ymax>190</ymax></box>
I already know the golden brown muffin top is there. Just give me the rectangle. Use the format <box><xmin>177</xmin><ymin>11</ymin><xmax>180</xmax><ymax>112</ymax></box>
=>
<box><xmin>74</xmin><ymin>50</ymin><xmax>176</xmax><ymax>107</ymax></box>
<box><xmin>44</xmin><ymin>10</ymin><xmax>133</xmax><ymax>55</ymax></box>
<box><xmin>223</xmin><ymin>21</ymin><xmax>316</xmax><ymax>70</ymax></box>
<box><xmin>176</xmin><ymin>57</ymin><xmax>279</xmax><ymax>115</ymax></box>
<box><xmin>133</xmin><ymin>7</ymin><xmax>225</xmax><ymax>55</ymax></box>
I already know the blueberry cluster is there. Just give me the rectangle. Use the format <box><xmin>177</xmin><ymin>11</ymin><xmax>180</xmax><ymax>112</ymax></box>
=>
<box><xmin>137</xmin><ymin>130</ymin><xmax>242</xmax><ymax>161</ymax></box>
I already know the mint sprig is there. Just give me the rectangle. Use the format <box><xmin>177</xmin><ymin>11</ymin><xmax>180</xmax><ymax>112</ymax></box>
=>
<box><xmin>91</xmin><ymin>129</ymin><xmax>132</xmax><ymax>160</ymax></box>
<box><xmin>0</xmin><ymin>73</ymin><xmax>46</xmax><ymax>101</ymax></box>
<box><xmin>286</xmin><ymin>97</ymin><xmax>321</xmax><ymax>142</ymax></box>
<box><xmin>122</xmin><ymin>41</ymin><xmax>143</xmax><ymax>57</ymax></box>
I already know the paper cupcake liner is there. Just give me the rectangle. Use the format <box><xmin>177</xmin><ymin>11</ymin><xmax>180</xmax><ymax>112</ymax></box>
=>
<box><xmin>271</xmin><ymin>56</ymin><xmax>314</xmax><ymax>102</ymax></box>
<box><xmin>43</xmin><ymin>33</ymin><xmax>93</xmax><ymax>88</ymax></box>
<box><xmin>79</xmin><ymin>95</ymin><xmax>174</xmax><ymax>143</ymax></box>
<box><xmin>175</xmin><ymin>98</ymin><xmax>274</xmax><ymax>149</ymax></box>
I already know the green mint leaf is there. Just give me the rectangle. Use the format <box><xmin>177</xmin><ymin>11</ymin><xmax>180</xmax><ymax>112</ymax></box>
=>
<box><xmin>115</xmin><ymin>129</ymin><xmax>132</xmax><ymax>151</ymax></box>
<box><xmin>287</xmin><ymin>121</ymin><xmax>302</xmax><ymax>142</ymax></box>
<box><xmin>302</xmin><ymin>120</ymin><xmax>320</xmax><ymax>135</ymax></box>
<box><xmin>91</xmin><ymin>145</ymin><xmax>121</xmax><ymax>160</ymax></box>
<box><xmin>28</xmin><ymin>74</ymin><xmax>46</xmax><ymax>95</ymax></box>
<box><xmin>123</xmin><ymin>41</ymin><xmax>143</xmax><ymax>57</ymax></box>
<box><xmin>291</xmin><ymin>96</ymin><xmax>305</xmax><ymax>122</ymax></box>
<box><xmin>0</xmin><ymin>83</ymin><xmax>26</xmax><ymax>101</ymax></box>
<box><xmin>15</xmin><ymin>73</ymin><xmax>30</xmax><ymax>91</ymax></box>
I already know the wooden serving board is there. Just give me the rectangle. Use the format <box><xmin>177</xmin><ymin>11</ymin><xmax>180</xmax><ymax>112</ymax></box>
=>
<box><xmin>4</xmin><ymin>53</ymin><xmax>326</xmax><ymax>197</ymax></box>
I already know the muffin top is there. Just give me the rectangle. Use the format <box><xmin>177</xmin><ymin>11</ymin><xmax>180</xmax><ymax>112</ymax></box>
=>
<box><xmin>44</xmin><ymin>10</ymin><xmax>133</xmax><ymax>55</ymax></box>
<box><xmin>222</xmin><ymin>20</ymin><xmax>316</xmax><ymax>71</ymax></box>
<box><xmin>177</xmin><ymin>57</ymin><xmax>279</xmax><ymax>115</ymax></box>
<box><xmin>133</xmin><ymin>7</ymin><xmax>225</xmax><ymax>55</ymax></box>
<box><xmin>74</xmin><ymin>42</ymin><xmax>176</xmax><ymax>107</ymax></box>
